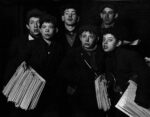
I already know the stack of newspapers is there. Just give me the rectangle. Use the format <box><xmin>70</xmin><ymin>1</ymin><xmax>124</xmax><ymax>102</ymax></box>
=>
<box><xmin>115</xmin><ymin>80</ymin><xmax>150</xmax><ymax>117</ymax></box>
<box><xmin>95</xmin><ymin>74</ymin><xmax>111</xmax><ymax>111</ymax></box>
<box><xmin>2</xmin><ymin>61</ymin><xmax>46</xmax><ymax>110</ymax></box>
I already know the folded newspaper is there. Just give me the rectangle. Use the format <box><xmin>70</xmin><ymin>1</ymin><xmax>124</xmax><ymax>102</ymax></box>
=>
<box><xmin>95</xmin><ymin>74</ymin><xmax>111</xmax><ymax>111</ymax></box>
<box><xmin>2</xmin><ymin>61</ymin><xmax>46</xmax><ymax>110</ymax></box>
<box><xmin>115</xmin><ymin>80</ymin><xmax>150</xmax><ymax>117</ymax></box>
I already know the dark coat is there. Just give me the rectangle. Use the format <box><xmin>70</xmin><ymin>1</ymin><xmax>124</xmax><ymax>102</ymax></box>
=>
<box><xmin>25</xmin><ymin>38</ymin><xmax>63</xmax><ymax>83</ymax></box>
<box><xmin>57</xmin><ymin>26</ymin><xmax>81</xmax><ymax>56</ymax></box>
<box><xmin>22</xmin><ymin>36</ymin><xmax>64</xmax><ymax>113</ymax></box>
<box><xmin>104</xmin><ymin>47</ymin><xmax>150</xmax><ymax>108</ymax></box>
<box><xmin>59</xmin><ymin>46</ymin><xmax>104</xmax><ymax>110</ymax></box>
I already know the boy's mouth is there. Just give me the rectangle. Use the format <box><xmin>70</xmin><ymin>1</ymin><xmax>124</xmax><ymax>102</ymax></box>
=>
<box><xmin>68</xmin><ymin>18</ymin><xmax>73</xmax><ymax>21</ymax></box>
<box><xmin>103</xmin><ymin>45</ymin><xmax>108</xmax><ymax>49</ymax></box>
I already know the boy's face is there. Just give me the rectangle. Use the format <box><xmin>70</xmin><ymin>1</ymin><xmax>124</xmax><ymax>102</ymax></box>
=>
<box><xmin>102</xmin><ymin>33</ymin><xmax>117</xmax><ymax>52</ymax></box>
<box><xmin>80</xmin><ymin>31</ymin><xmax>96</xmax><ymax>49</ymax></box>
<box><xmin>62</xmin><ymin>8</ymin><xmax>78</xmax><ymax>26</ymax></box>
<box><xmin>26</xmin><ymin>17</ymin><xmax>40</xmax><ymax>36</ymax></box>
<box><xmin>100</xmin><ymin>7</ymin><xmax>116</xmax><ymax>25</ymax></box>
<box><xmin>40</xmin><ymin>22</ymin><xmax>55</xmax><ymax>40</ymax></box>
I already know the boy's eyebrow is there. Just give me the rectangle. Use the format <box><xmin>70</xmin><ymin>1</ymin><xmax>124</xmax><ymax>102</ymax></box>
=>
<box><xmin>64</xmin><ymin>10</ymin><xmax>76</xmax><ymax>12</ymax></box>
<box><xmin>65</xmin><ymin>11</ymin><xmax>76</xmax><ymax>13</ymax></box>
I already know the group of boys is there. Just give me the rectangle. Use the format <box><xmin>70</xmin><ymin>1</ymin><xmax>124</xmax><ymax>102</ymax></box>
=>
<box><xmin>2</xmin><ymin>3</ymin><xmax>150</xmax><ymax>117</ymax></box>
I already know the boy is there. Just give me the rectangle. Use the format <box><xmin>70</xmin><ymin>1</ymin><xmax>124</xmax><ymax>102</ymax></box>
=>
<box><xmin>58</xmin><ymin>4</ymin><xmax>81</xmax><ymax>55</ymax></box>
<box><xmin>100</xmin><ymin>4</ymin><xmax>118</xmax><ymax>30</ymax></box>
<box><xmin>102</xmin><ymin>30</ymin><xmax>150</xmax><ymax>117</ymax></box>
<box><xmin>57</xmin><ymin>4</ymin><xmax>81</xmax><ymax>116</ymax></box>
<box><xmin>2</xmin><ymin>9</ymin><xmax>43</xmax><ymax>117</ymax></box>
<box><xmin>25</xmin><ymin>14</ymin><xmax>63</xmax><ymax>117</ymax></box>
<box><xmin>26</xmin><ymin>8</ymin><xmax>43</xmax><ymax>40</ymax></box>
<box><xmin>59</xmin><ymin>25</ymin><xmax>105</xmax><ymax>117</ymax></box>
<box><xmin>3</xmin><ymin>8</ymin><xmax>43</xmax><ymax>84</ymax></box>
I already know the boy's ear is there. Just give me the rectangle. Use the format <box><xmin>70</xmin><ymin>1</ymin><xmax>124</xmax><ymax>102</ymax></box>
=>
<box><xmin>55</xmin><ymin>28</ymin><xmax>59</xmax><ymax>33</ymax></box>
<box><xmin>61</xmin><ymin>15</ymin><xmax>65</xmax><ymax>22</ymax></box>
<box><xmin>79</xmin><ymin>35</ymin><xmax>82</xmax><ymax>42</ymax></box>
<box><xmin>114</xmin><ymin>13</ymin><xmax>118</xmax><ymax>19</ymax></box>
<box><xmin>116</xmin><ymin>40</ymin><xmax>122</xmax><ymax>47</ymax></box>
<box><xmin>100</xmin><ymin>13</ymin><xmax>103</xmax><ymax>19</ymax></box>
<box><xmin>26</xmin><ymin>24</ymin><xmax>29</xmax><ymax>30</ymax></box>
<box><xmin>77</xmin><ymin>16</ymin><xmax>80</xmax><ymax>22</ymax></box>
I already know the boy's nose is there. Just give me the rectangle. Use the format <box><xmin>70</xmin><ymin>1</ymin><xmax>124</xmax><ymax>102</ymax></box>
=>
<box><xmin>34</xmin><ymin>23</ymin><xmax>38</xmax><ymax>28</ymax></box>
<box><xmin>86</xmin><ymin>37</ymin><xmax>90</xmax><ymax>42</ymax></box>
<box><xmin>68</xmin><ymin>14</ymin><xmax>72</xmax><ymax>17</ymax></box>
<box><xmin>45</xmin><ymin>28</ymin><xmax>49</xmax><ymax>32</ymax></box>
<box><xmin>106</xmin><ymin>14</ymin><xmax>109</xmax><ymax>18</ymax></box>
<box><xmin>104</xmin><ymin>41</ymin><xmax>107</xmax><ymax>44</ymax></box>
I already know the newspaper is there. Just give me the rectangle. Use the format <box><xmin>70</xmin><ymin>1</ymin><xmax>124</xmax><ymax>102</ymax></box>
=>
<box><xmin>2</xmin><ymin>61</ymin><xmax>46</xmax><ymax>110</ymax></box>
<box><xmin>115</xmin><ymin>80</ymin><xmax>150</xmax><ymax>117</ymax></box>
<box><xmin>95</xmin><ymin>75</ymin><xmax>111</xmax><ymax>111</ymax></box>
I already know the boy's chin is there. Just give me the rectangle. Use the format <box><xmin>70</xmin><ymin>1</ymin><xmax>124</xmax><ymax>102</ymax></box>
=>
<box><xmin>44</xmin><ymin>37</ymin><xmax>50</xmax><ymax>39</ymax></box>
<box><xmin>33</xmin><ymin>32</ymin><xmax>39</xmax><ymax>35</ymax></box>
<box><xmin>103</xmin><ymin>49</ymin><xmax>110</xmax><ymax>52</ymax></box>
<box><xmin>31</xmin><ymin>32</ymin><xmax>39</xmax><ymax>37</ymax></box>
<box><xmin>83</xmin><ymin>46</ymin><xmax>95</xmax><ymax>50</ymax></box>
<box><xmin>44</xmin><ymin>36</ymin><xmax>52</xmax><ymax>40</ymax></box>
<box><xmin>83</xmin><ymin>46</ymin><xmax>90</xmax><ymax>49</ymax></box>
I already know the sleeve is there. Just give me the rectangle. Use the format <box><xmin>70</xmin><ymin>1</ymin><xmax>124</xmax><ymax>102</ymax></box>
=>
<box><xmin>129</xmin><ymin>50</ymin><xmax>150</xmax><ymax>108</ymax></box>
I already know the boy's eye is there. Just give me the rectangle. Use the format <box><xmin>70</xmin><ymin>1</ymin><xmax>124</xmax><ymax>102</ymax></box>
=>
<box><xmin>89</xmin><ymin>35</ymin><xmax>95</xmax><ymax>39</ymax></box>
<box><xmin>65</xmin><ymin>12</ymin><xmax>70</xmax><ymax>15</ymax></box>
<box><xmin>102</xmin><ymin>11</ymin><xmax>106</xmax><ymax>14</ymax></box>
<box><xmin>30</xmin><ymin>21</ymin><xmax>34</xmax><ymax>24</ymax></box>
<box><xmin>42</xmin><ymin>25</ymin><xmax>46</xmax><ymax>28</ymax></box>
<box><xmin>36</xmin><ymin>21</ymin><xmax>39</xmax><ymax>24</ymax></box>
<box><xmin>82</xmin><ymin>35</ymin><xmax>87</xmax><ymax>38</ymax></box>
<box><xmin>108</xmin><ymin>39</ymin><xmax>113</xmax><ymax>42</ymax></box>
<box><xmin>50</xmin><ymin>26</ymin><xmax>53</xmax><ymax>28</ymax></box>
<box><xmin>71</xmin><ymin>12</ymin><xmax>76</xmax><ymax>15</ymax></box>
<box><xmin>109</xmin><ymin>11</ymin><xmax>113</xmax><ymax>14</ymax></box>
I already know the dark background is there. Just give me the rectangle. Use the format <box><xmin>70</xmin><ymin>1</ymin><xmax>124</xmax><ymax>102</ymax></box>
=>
<box><xmin>1</xmin><ymin>0</ymin><xmax>150</xmax><ymax>115</ymax></box>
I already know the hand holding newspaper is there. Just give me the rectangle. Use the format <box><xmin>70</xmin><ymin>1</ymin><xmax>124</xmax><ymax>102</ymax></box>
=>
<box><xmin>2</xmin><ymin>61</ymin><xmax>46</xmax><ymax>110</ymax></box>
<box><xmin>115</xmin><ymin>80</ymin><xmax>150</xmax><ymax>117</ymax></box>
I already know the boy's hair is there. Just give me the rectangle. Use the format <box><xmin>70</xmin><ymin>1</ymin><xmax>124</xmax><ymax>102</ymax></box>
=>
<box><xmin>26</xmin><ymin>8</ymin><xmax>43</xmax><ymax>24</ymax></box>
<box><xmin>78</xmin><ymin>25</ymin><xmax>98</xmax><ymax>37</ymax></box>
<box><xmin>102</xmin><ymin>29</ymin><xmax>125</xmax><ymax>42</ymax></box>
<box><xmin>99</xmin><ymin>3</ymin><xmax>118</xmax><ymax>14</ymax></box>
<box><xmin>39</xmin><ymin>14</ymin><xmax>57</xmax><ymax>28</ymax></box>
<box><xmin>60</xmin><ymin>3</ymin><xmax>79</xmax><ymax>16</ymax></box>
